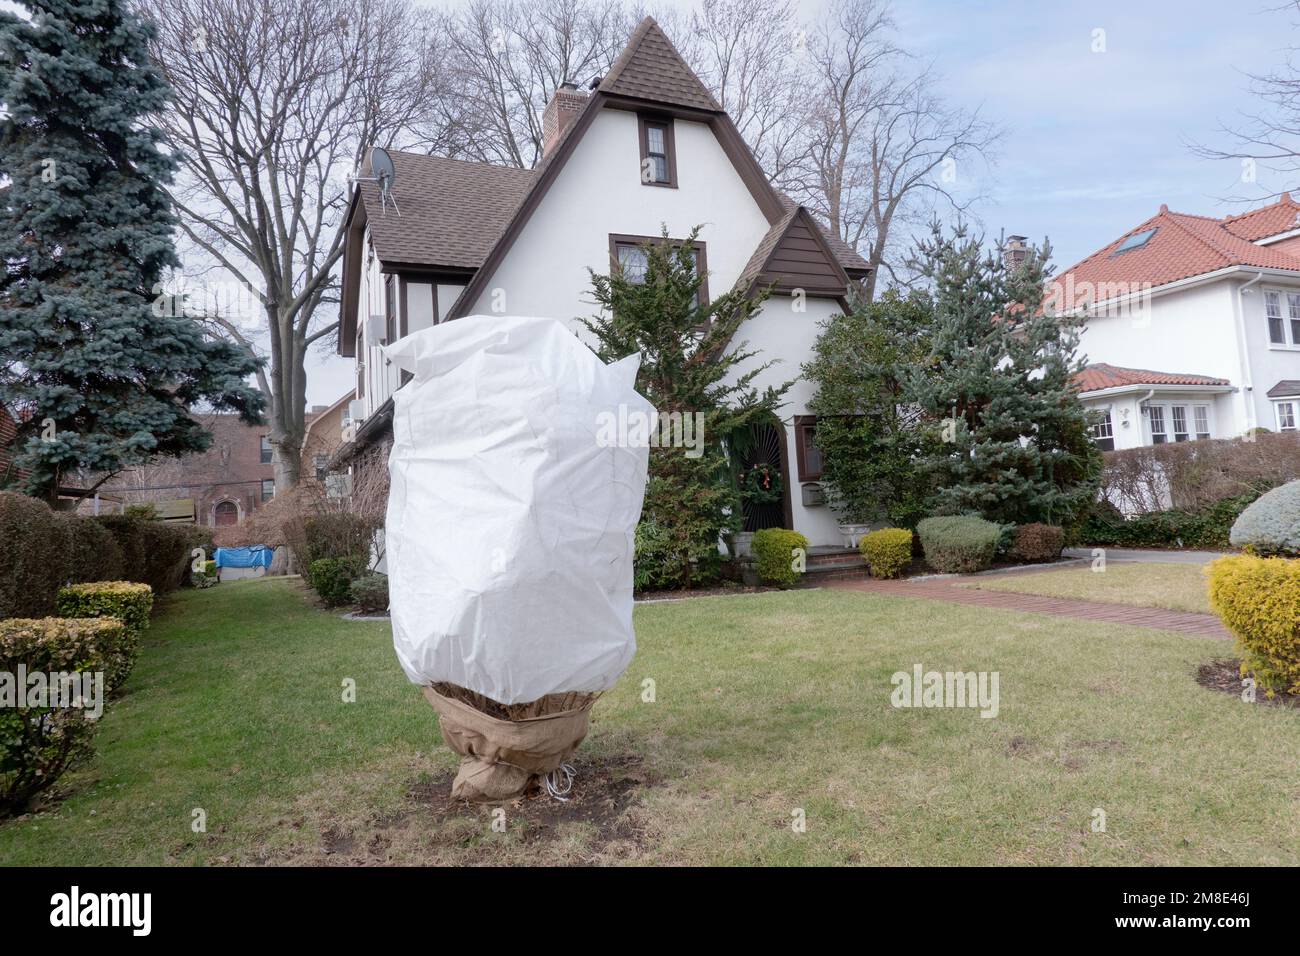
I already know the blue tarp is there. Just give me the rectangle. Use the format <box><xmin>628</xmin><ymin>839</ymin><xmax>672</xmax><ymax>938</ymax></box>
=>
<box><xmin>214</xmin><ymin>545</ymin><xmax>275</xmax><ymax>569</ymax></box>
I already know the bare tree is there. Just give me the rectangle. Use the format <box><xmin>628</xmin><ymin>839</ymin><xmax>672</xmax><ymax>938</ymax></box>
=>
<box><xmin>677</xmin><ymin>0</ymin><xmax>808</xmax><ymax>181</ymax></box>
<box><xmin>141</xmin><ymin>0</ymin><xmax>451</xmax><ymax>491</ymax></box>
<box><xmin>1190</xmin><ymin>1</ymin><xmax>1300</xmax><ymax>201</ymax></box>
<box><xmin>784</xmin><ymin>0</ymin><xmax>998</xmax><ymax>300</ymax></box>
<box><xmin>440</xmin><ymin>0</ymin><xmax>630</xmax><ymax>168</ymax></box>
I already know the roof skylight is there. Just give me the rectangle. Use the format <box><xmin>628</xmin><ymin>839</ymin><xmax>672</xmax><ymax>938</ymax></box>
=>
<box><xmin>1113</xmin><ymin>227</ymin><xmax>1158</xmax><ymax>255</ymax></box>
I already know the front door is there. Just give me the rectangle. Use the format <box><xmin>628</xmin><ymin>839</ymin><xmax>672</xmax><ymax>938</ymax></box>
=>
<box><xmin>737</xmin><ymin>421</ymin><xmax>788</xmax><ymax>532</ymax></box>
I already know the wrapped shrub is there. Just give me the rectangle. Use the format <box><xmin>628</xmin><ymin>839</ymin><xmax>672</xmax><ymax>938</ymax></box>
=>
<box><xmin>752</xmin><ymin>528</ymin><xmax>810</xmax><ymax>587</ymax></box>
<box><xmin>308</xmin><ymin>556</ymin><xmax>365</xmax><ymax>606</ymax></box>
<box><xmin>0</xmin><ymin>617</ymin><xmax>120</xmax><ymax>816</ymax></box>
<box><xmin>1008</xmin><ymin>523</ymin><xmax>1065</xmax><ymax>563</ymax></box>
<box><xmin>917</xmin><ymin>515</ymin><xmax>1001</xmax><ymax>573</ymax></box>
<box><xmin>1229</xmin><ymin>480</ymin><xmax>1300</xmax><ymax>556</ymax></box>
<box><xmin>1208</xmin><ymin>555</ymin><xmax>1300</xmax><ymax>694</ymax></box>
<box><xmin>55</xmin><ymin>582</ymin><xmax>154</xmax><ymax>691</ymax></box>
<box><xmin>860</xmin><ymin>528</ymin><xmax>912</xmax><ymax>579</ymax></box>
<box><xmin>350</xmin><ymin>573</ymin><xmax>389</xmax><ymax>613</ymax></box>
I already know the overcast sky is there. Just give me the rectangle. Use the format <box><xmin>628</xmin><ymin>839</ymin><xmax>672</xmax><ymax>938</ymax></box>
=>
<box><xmin>7</xmin><ymin>0</ymin><xmax>1293</xmax><ymax>403</ymax></box>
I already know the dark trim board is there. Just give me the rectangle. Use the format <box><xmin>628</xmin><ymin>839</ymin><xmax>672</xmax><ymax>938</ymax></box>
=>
<box><xmin>637</xmin><ymin>113</ymin><xmax>678</xmax><ymax>188</ymax></box>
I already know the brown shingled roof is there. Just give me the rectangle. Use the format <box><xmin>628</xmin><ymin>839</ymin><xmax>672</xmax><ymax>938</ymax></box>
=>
<box><xmin>598</xmin><ymin>17</ymin><xmax>722</xmax><ymax>112</ymax></box>
<box><xmin>1074</xmin><ymin>363</ymin><xmax>1230</xmax><ymax>393</ymax></box>
<box><xmin>359</xmin><ymin>151</ymin><xmax>535</xmax><ymax>269</ymax></box>
<box><xmin>1267</xmin><ymin>380</ymin><xmax>1300</xmax><ymax>398</ymax></box>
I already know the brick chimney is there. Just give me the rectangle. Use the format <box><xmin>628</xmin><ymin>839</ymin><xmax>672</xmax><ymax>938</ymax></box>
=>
<box><xmin>543</xmin><ymin>82</ymin><xmax>587</xmax><ymax>158</ymax></box>
<box><xmin>1004</xmin><ymin>235</ymin><xmax>1029</xmax><ymax>272</ymax></box>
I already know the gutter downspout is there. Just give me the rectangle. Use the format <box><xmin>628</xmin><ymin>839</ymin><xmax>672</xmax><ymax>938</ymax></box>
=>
<box><xmin>1234</xmin><ymin>271</ymin><xmax>1263</xmax><ymax>435</ymax></box>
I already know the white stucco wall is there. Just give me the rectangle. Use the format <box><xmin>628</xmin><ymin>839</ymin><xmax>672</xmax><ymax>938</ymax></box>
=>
<box><xmin>465</xmin><ymin>108</ymin><xmax>772</xmax><ymax>337</ymax></box>
<box><xmin>1237</xmin><ymin>275</ymin><xmax>1300</xmax><ymax>431</ymax></box>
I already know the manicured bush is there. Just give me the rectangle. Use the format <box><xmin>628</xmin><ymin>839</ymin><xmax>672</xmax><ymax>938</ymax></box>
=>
<box><xmin>308</xmin><ymin>556</ymin><xmax>366</xmax><ymax>606</ymax></box>
<box><xmin>751</xmin><ymin>528</ymin><xmax>810</xmax><ymax>587</ymax></box>
<box><xmin>94</xmin><ymin>514</ymin><xmax>147</xmax><ymax>581</ymax></box>
<box><xmin>860</xmin><ymin>528</ymin><xmax>912</xmax><ymax>579</ymax></box>
<box><xmin>350</xmin><ymin>573</ymin><xmax>389</xmax><ymax>613</ymax></box>
<box><xmin>1229</xmin><ymin>480</ymin><xmax>1300</xmax><ymax>556</ymax></box>
<box><xmin>1078</xmin><ymin>493</ymin><xmax>1256</xmax><ymax>550</ymax></box>
<box><xmin>0</xmin><ymin>492</ymin><xmax>69</xmax><ymax>618</ymax></box>
<box><xmin>1008</xmin><ymin>523</ymin><xmax>1065</xmax><ymax>563</ymax></box>
<box><xmin>0</xmin><ymin>617</ymin><xmax>119</xmax><ymax>816</ymax></box>
<box><xmin>55</xmin><ymin>582</ymin><xmax>153</xmax><ymax>691</ymax></box>
<box><xmin>55</xmin><ymin>512</ymin><xmax>124</xmax><ymax>584</ymax></box>
<box><xmin>1208</xmin><ymin>555</ymin><xmax>1300</xmax><ymax>694</ymax></box>
<box><xmin>302</xmin><ymin>514</ymin><xmax>380</xmax><ymax>569</ymax></box>
<box><xmin>917</xmin><ymin>515</ymin><xmax>1001</xmax><ymax>573</ymax></box>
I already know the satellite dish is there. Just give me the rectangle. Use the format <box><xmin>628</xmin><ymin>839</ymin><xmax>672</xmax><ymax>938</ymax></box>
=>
<box><xmin>349</xmin><ymin>146</ymin><xmax>401</xmax><ymax>217</ymax></box>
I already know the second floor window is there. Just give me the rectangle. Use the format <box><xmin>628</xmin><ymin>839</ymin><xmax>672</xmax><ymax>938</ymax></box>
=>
<box><xmin>611</xmin><ymin>235</ymin><xmax>708</xmax><ymax>307</ymax></box>
<box><xmin>261</xmin><ymin>478</ymin><xmax>275</xmax><ymax>501</ymax></box>
<box><xmin>260</xmin><ymin>435</ymin><xmax>272</xmax><ymax>464</ymax></box>
<box><xmin>638</xmin><ymin>115</ymin><xmax>675</xmax><ymax>186</ymax></box>
<box><xmin>1265</xmin><ymin>290</ymin><xmax>1300</xmax><ymax>347</ymax></box>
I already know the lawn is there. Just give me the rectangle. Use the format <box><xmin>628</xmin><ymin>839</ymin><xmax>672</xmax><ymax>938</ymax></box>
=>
<box><xmin>1</xmin><ymin>576</ymin><xmax>1295</xmax><ymax>866</ymax></box>
<box><xmin>960</xmin><ymin>562</ymin><xmax>1214</xmax><ymax>615</ymax></box>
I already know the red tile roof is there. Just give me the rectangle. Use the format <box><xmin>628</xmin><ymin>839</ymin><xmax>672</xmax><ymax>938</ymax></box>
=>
<box><xmin>1074</xmin><ymin>363</ymin><xmax>1230</xmax><ymax>393</ymax></box>
<box><xmin>1052</xmin><ymin>196</ymin><xmax>1300</xmax><ymax>308</ymax></box>
<box><xmin>1221</xmin><ymin>193</ymin><xmax>1300</xmax><ymax>241</ymax></box>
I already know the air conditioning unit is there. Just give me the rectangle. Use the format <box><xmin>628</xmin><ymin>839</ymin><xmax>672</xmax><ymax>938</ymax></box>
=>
<box><xmin>364</xmin><ymin>313</ymin><xmax>387</xmax><ymax>346</ymax></box>
<box><xmin>347</xmin><ymin>399</ymin><xmax>365</xmax><ymax>424</ymax></box>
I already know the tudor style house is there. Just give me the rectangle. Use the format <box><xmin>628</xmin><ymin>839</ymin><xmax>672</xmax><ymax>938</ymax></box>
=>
<box><xmin>332</xmin><ymin>17</ymin><xmax>869</xmax><ymax>548</ymax></box>
<box><xmin>1057</xmin><ymin>195</ymin><xmax>1300</xmax><ymax>451</ymax></box>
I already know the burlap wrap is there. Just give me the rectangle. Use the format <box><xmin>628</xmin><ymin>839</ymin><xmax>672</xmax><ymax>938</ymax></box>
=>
<box><xmin>423</xmin><ymin>685</ymin><xmax>595</xmax><ymax>802</ymax></box>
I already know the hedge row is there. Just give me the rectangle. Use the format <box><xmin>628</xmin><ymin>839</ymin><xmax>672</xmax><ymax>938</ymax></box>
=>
<box><xmin>0</xmin><ymin>491</ymin><xmax>211</xmax><ymax>618</ymax></box>
<box><xmin>55</xmin><ymin>582</ymin><xmax>154</xmax><ymax>691</ymax></box>
<box><xmin>1077</xmin><ymin>494</ymin><xmax>1258</xmax><ymax>551</ymax></box>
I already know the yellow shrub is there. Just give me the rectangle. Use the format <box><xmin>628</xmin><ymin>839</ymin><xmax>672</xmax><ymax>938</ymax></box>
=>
<box><xmin>1207</xmin><ymin>555</ymin><xmax>1300</xmax><ymax>694</ymax></box>
<box><xmin>860</xmin><ymin>528</ymin><xmax>912</xmax><ymax>579</ymax></box>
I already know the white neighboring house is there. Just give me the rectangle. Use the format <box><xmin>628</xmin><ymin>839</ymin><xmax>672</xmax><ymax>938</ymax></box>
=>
<box><xmin>330</xmin><ymin>17</ymin><xmax>871</xmax><ymax>549</ymax></box>
<box><xmin>1049</xmin><ymin>196</ymin><xmax>1300</xmax><ymax>450</ymax></box>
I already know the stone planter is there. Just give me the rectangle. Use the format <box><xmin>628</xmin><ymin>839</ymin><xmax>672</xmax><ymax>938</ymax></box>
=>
<box><xmin>837</xmin><ymin>523</ymin><xmax>872</xmax><ymax>549</ymax></box>
<box><xmin>731</xmin><ymin>531</ymin><xmax>756</xmax><ymax>559</ymax></box>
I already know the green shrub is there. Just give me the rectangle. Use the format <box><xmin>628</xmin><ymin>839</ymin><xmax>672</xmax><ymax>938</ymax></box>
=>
<box><xmin>55</xmin><ymin>582</ymin><xmax>154</xmax><ymax>691</ymax></box>
<box><xmin>0</xmin><ymin>492</ymin><xmax>68</xmax><ymax>618</ymax></box>
<box><xmin>1008</xmin><ymin>523</ymin><xmax>1065</xmax><ymax>563</ymax></box>
<box><xmin>0</xmin><ymin>617</ymin><xmax>120</xmax><ymax>816</ymax></box>
<box><xmin>1079</xmin><ymin>494</ymin><xmax>1257</xmax><ymax>550</ymax></box>
<box><xmin>1229</xmin><ymin>480</ymin><xmax>1300</xmax><ymax>556</ymax></box>
<box><xmin>917</xmin><ymin>515</ymin><xmax>1001</xmax><ymax>573</ymax></box>
<box><xmin>302</xmin><ymin>514</ymin><xmax>379</xmax><ymax>569</ymax></box>
<box><xmin>1208</xmin><ymin>555</ymin><xmax>1300</xmax><ymax>695</ymax></box>
<box><xmin>860</xmin><ymin>528</ymin><xmax>912</xmax><ymax>579</ymax></box>
<box><xmin>55</xmin><ymin>512</ymin><xmax>124</xmax><ymax>584</ymax></box>
<box><xmin>308</xmin><ymin>557</ymin><xmax>365</xmax><ymax>606</ymax></box>
<box><xmin>350</xmin><ymin>573</ymin><xmax>389</xmax><ymax>613</ymax></box>
<box><xmin>752</xmin><ymin>528</ymin><xmax>809</xmax><ymax>587</ymax></box>
<box><xmin>93</xmin><ymin>514</ymin><xmax>147</xmax><ymax>581</ymax></box>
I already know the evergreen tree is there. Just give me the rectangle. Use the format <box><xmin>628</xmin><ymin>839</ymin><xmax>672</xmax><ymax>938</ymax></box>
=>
<box><xmin>803</xmin><ymin>289</ymin><xmax>938</xmax><ymax>528</ymax></box>
<box><xmin>584</xmin><ymin>229</ymin><xmax>790</xmax><ymax>589</ymax></box>
<box><xmin>908</xmin><ymin>224</ymin><xmax>1100</xmax><ymax>526</ymax></box>
<box><xmin>0</xmin><ymin>0</ymin><xmax>263</xmax><ymax>503</ymax></box>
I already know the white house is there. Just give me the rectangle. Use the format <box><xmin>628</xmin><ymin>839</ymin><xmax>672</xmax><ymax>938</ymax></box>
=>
<box><xmin>331</xmin><ymin>17</ymin><xmax>871</xmax><ymax>548</ymax></box>
<box><xmin>1051</xmin><ymin>196</ymin><xmax>1300</xmax><ymax>450</ymax></box>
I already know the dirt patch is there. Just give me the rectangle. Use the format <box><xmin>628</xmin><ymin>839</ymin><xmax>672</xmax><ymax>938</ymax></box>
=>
<box><xmin>263</xmin><ymin>752</ymin><xmax>658</xmax><ymax>866</ymax></box>
<box><xmin>1197</xmin><ymin>658</ymin><xmax>1300</xmax><ymax>709</ymax></box>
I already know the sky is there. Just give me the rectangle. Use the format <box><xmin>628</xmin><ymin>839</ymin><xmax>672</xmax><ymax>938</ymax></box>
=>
<box><xmin>304</xmin><ymin>0</ymin><xmax>1299</xmax><ymax>403</ymax></box>
<box><xmin>6</xmin><ymin>0</ymin><xmax>1292</xmax><ymax>403</ymax></box>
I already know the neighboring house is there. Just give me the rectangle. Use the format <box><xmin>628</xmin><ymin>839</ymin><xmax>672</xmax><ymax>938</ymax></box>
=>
<box><xmin>0</xmin><ymin>405</ymin><xmax>26</xmax><ymax>487</ymax></box>
<box><xmin>1054</xmin><ymin>194</ymin><xmax>1300</xmax><ymax>450</ymax></box>
<box><xmin>301</xmin><ymin>391</ymin><xmax>352</xmax><ymax>493</ymax></box>
<box><xmin>332</xmin><ymin>17</ymin><xmax>870</xmax><ymax>547</ymax></box>
<box><xmin>99</xmin><ymin>411</ymin><xmax>323</xmax><ymax>525</ymax></box>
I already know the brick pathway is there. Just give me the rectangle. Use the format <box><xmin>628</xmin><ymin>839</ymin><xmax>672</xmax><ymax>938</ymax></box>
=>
<box><xmin>828</xmin><ymin>575</ymin><xmax>1231</xmax><ymax>639</ymax></box>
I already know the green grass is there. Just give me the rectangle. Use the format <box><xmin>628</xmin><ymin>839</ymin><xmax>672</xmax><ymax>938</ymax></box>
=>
<box><xmin>1</xmin><ymin>576</ymin><xmax>1295</xmax><ymax>866</ymax></box>
<box><xmin>962</xmin><ymin>562</ymin><xmax>1214</xmax><ymax>615</ymax></box>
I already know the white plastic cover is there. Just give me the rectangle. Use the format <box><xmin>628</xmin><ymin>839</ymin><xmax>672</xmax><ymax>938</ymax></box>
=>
<box><xmin>383</xmin><ymin>314</ymin><xmax>652</xmax><ymax>705</ymax></box>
